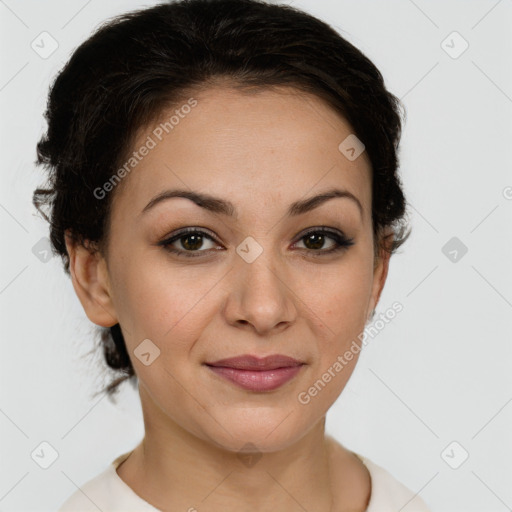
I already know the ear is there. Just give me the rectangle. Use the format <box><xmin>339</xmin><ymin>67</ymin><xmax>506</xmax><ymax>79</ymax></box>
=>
<box><xmin>65</xmin><ymin>230</ymin><xmax>118</xmax><ymax>327</ymax></box>
<box><xmin>367</xmin><ymin>230</ymin><xmax>393</xmax><ymax>320</ymax></box>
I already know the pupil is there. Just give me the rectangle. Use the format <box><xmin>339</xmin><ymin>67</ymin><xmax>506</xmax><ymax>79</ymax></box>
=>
<box><xmin>305</xmin><ymin>233</ymin><xmax>324</xmax><ymax>250</ymax></box>
<box><xmin>183</xmin><ymin>234</ymin><xmax>203</xmax><ymax>250</ymax></box>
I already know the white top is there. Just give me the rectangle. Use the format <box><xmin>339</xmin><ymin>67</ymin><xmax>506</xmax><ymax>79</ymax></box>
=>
<box><xmin>58</xmin><ymin>451</ymin><xmax>431</xmax><ymax>511</ymax></box>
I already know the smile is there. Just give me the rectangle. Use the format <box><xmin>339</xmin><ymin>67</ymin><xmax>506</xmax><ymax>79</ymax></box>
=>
<box><xmin>204</xmin><ymin>354</ymin><xmax>305</xmax><ymax>392</ymax></box>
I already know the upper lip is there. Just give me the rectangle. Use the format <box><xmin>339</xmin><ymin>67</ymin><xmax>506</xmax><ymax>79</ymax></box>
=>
<box><xmin>205</xmin><ymin>354</ymin><xmax>304</xmax><ymax>371</ymax></box>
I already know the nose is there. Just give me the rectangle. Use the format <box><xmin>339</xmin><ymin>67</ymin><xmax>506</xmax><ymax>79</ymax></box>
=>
<box><xmin>222</xmin><ymin>247</ymin><xmax>297</xmax><ymax>336</ymax></box>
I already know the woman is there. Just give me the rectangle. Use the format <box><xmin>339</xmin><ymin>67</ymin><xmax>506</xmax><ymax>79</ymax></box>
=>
<box><xmin>33</xmin><ymin>0</ymin><xmax>430</xmax><ymax>510</ymax></box>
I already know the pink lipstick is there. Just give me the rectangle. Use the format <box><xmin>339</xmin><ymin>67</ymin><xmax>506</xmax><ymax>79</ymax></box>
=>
<box><xmin>205</xmin><ymin>354</ymin><xmax>304</xmax><ymax>392</ymax></box>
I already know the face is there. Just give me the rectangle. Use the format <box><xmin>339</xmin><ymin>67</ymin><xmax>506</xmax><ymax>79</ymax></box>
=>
<box><xmin>68</xmin><ymin>85</ymin><xmax>390</xmax><ymax>453</ymax></box>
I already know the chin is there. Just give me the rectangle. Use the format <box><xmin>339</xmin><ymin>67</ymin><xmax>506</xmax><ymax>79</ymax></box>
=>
<box><xmin>196</xmin><ymin>407</ymin><xmax>315</xmax><ymax>455</ymax></box>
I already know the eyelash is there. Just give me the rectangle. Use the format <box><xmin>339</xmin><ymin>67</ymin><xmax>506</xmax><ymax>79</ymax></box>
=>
<box><xmin>158</xmin><ymin>226</ymin><xmax>355</xmax><ymax>258</ymax></box>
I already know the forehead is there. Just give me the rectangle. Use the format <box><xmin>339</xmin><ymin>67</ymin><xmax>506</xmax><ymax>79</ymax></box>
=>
<box><xmin>112</xmin><ymin>85</ymin><xmax>372</xmax><ymax>223</ymax></box>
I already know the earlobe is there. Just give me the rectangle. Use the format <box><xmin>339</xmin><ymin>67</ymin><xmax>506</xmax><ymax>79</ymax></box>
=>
<box><xmin>65</xmin><ymin>230</ymin><xmax>118</xmax><ymax>328</ymax></box>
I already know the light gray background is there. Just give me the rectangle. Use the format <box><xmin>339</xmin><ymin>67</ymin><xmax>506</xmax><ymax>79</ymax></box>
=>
<box><xmin>1</xmin><ymin>0</ymin><xmax>511</xmax><ymax>510</ymax></box>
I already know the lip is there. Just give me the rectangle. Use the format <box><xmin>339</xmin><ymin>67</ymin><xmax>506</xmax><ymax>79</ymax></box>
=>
<box><xmin>204</xmin><ymin>354</ymin><xmax>305</xmax><ymax>392</ymax></box>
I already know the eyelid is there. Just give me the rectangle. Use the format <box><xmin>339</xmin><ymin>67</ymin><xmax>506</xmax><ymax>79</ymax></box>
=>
<box><xmin>160</xmin><ymin>226</ymin><xmax>221</xmax><ymax>248</ymax></box>
<box><xmin>160</xmin><ymin>225</ymin><xmax>349</xmax><ymax>245</ymax></box>
<box><xmin>158</xmin><ymin>225</ymin><xmax>354</xmax><ymax>258</ymax></box>
<box><xmin>294</xmin><ymin>225</ymin><xmax>347</xmax><ymax>240</ymax></box>
<box><xmin>291</xmin><ymin>226</ymin><xmax>355</xmax><ymax>254</ymax></box>
<box><xmin>166</xmin><ymin>226</ymin><xmax>219</xmax><ymax>240</ymax></box>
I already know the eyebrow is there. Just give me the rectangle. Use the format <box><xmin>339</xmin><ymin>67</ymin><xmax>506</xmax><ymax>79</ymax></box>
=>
<box><xmin>139</xmin><ymin>187</ymin><xmax>363</xmax><ymax>219</ymax></box>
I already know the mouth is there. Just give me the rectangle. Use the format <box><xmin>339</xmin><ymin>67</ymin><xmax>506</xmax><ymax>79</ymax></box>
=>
<box><xmin>204</xmin><ymin>354</ymin><xmax>305</xmax><ymax>392</ymax></box>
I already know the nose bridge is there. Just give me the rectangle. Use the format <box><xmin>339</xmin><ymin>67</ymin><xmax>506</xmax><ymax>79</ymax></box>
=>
<box><xmin>237</xmin><ymin>234</ymin><xmax>284</xmax><ymax>296</ymax></box>
<box><xmin>226</xmin><ymin>234</ymin><xmax>295</xmax><ymax>332</ymax></box>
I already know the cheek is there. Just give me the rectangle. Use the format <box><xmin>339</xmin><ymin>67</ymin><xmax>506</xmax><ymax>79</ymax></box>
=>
<box><xmin>306</xmin><ymin>259</ymin><xmax>374</xmax><ymax>401</ymax></box>
<box><xmin>111</xmin><ymin>252</ymin><xmax>217</xmax><ymax>342</ymax></box>
<box><xmin>310</xmin><ymin>260</ymin><xmax>374</xmax><ymax>341</ymax></box>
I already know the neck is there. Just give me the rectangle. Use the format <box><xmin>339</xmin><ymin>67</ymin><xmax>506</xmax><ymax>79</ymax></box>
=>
<box><xmin>116</xmin><ymin>385</ymin><xmax>368</xmax><ymax>512</ymax></box>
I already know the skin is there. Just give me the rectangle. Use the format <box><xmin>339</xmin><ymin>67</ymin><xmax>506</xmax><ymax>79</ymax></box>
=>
<box><xmin>65</xmin><ymin>84</ymin><xmax>393</xmax><ymax>512</ymax></box>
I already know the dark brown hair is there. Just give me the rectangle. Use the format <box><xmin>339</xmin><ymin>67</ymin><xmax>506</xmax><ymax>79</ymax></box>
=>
<box><xmin>33</xmin><ymin>0</ymin><xmax>410</xmax><ymax>398</ymax></box>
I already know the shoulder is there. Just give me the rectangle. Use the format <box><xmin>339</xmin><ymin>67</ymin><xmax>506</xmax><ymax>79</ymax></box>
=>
<box><xmin>58</xmin><ymin>465</ymin><xmax>112</xmax><ymax>512</ymax></box>
<box><xmin>356</xmin><ymin>454</ymin><xmax>432</xmax><ymax>512</ymax></box>
<box><xmin>57</xmin><ymin>452</ymin><xmax>159</xmax><ymax>512</ymax></box>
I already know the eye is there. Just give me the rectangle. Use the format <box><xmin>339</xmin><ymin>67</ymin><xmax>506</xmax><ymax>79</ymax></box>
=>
<box><xmin>292</xmin><ymin>227</ymin><xmax>354</xmax><ymax>256</ymax></box>
<box><xmin>158</xmin><ymin>226</ymin><xmax>355</xmax><ymax>259</ymax></box>
<box><xmin>159</xmin><ymin>228</ymin><xmax>221</xmax><ymax>258</ymax></box>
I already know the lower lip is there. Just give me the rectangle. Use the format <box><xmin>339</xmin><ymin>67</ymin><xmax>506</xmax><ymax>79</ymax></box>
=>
<box><xmin>206</xmin><ymin>365</ymin><xmax>304</xmax><ymax>392</ymax></box>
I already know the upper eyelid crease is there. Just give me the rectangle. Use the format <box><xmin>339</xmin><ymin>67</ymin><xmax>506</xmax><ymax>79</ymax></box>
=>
<box><xmin>161</xmin><ymin>225</ymin><xmax>350</xmax><ymax>243</ymax></box>
<box><xmin>160</xmin><ymin>227</ymin><xmax>354</xmax><ymax>253</ymax></box>
<box><xmin>140</xmin><ymin>187</ymin><xmax>363</xmax><ymax>220</ymax></box>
